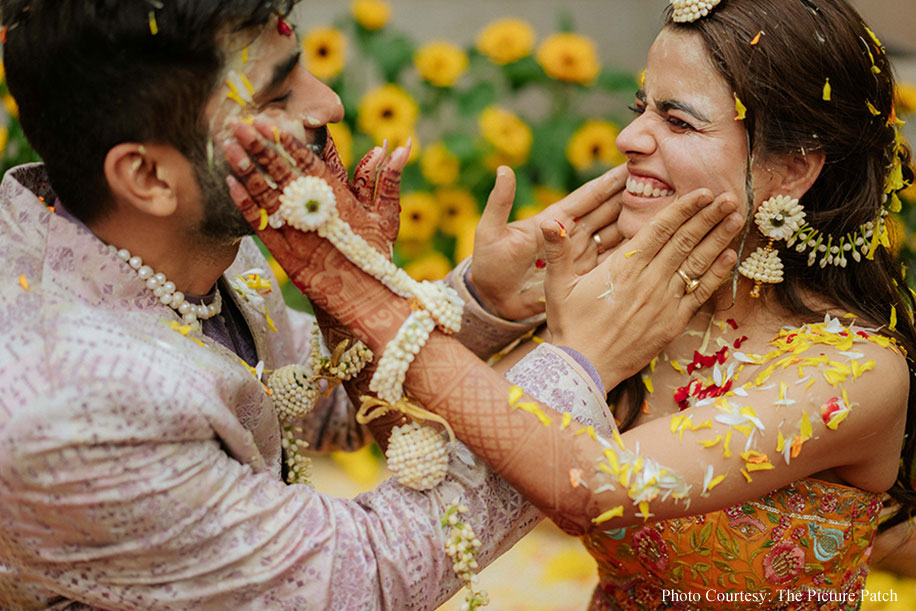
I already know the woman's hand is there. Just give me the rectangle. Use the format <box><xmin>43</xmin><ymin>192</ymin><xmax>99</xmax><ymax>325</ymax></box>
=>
<box><xmin>540</xmin><ymin>189</ymin><xmax>743</xmax><ymax>389</ymax></box>
<box><xmin>468</xmin><ymin>165</ymin><xmax>627</xmax><ymax>320</ymax></box>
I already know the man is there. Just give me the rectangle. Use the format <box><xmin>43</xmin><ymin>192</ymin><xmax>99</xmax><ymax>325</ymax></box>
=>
<box><xmin>0</xmin><ymin>1</ymin><xmax>631</xmax><ymax>608</ymax></box>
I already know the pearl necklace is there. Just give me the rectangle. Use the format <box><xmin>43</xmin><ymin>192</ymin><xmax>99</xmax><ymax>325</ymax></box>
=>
<box><xmin>109</xmin><ymin>245</ymin><xmax>222</xmax><ymax>328</ymax></box>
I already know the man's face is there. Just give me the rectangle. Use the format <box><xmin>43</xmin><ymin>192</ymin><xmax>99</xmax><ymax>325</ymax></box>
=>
<box><xmin>195</xmin><ymin>16</ymin><xmax>345</xmax><ymax>243</ymax></box>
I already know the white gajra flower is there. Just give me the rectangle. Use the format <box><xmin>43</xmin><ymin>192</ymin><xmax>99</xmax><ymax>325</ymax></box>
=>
<box><xmin>754</xmin><ymin>195</ymin><xmax>806</xmax><ymax>241</ymax></box>
<box><xmin>279</xmin><ymin>176</ymin><xmax>338</xmax><ymax>232</ymax></box>
<box><xmin>670</xmin><ymin>0</ymin><xmax>722</xmax><ymax>23</ymax></box>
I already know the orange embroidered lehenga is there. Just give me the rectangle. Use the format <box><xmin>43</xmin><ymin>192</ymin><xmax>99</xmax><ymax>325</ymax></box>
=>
<box><xmin>582</xmin><ymin>479</ymin><xmax>881</xmax><ymax>610</ymax></box>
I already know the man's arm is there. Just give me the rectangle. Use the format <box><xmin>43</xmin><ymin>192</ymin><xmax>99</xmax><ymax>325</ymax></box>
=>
<box><xmin>0</xmin><ymin>346</ymin><xmax>608</xmax><ymax>610</ymax></box>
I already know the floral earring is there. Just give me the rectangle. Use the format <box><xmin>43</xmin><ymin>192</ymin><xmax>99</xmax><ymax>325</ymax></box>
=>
<box><xmin>738</xmin><ymin>195</ymin><xmax>806</xmax><ymax>298</ymax></box>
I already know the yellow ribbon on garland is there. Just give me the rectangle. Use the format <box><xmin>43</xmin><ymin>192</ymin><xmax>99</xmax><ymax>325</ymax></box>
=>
<box><xmin>358</xmin><ymin>396</ymin><xmax>457</xmax><ymax>444</ymax></box>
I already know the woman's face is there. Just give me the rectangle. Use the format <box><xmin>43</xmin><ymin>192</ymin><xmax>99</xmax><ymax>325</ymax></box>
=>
<box><xmin>616</xmin><ymin>28</ymin><xmax>762</xmax><ymax>239</ymax></box>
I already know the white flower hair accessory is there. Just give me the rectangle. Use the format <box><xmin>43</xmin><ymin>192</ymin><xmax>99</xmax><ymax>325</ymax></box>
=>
<box><xmin>671</xmin><ymin>0</ymin><xmax>723</xmax><ymax>23</ymax></box>
<box><xmin>755</xmin><ymin>194</ymin><xmax>806</xmax><ymax>241</ymax></box>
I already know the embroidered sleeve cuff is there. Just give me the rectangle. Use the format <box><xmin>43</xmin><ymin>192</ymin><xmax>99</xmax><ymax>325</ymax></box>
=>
<box><xmin>444</xmin><ymin>257</ymin><xmax>546</xmax><ymax>360</ymax></box>
<box><xmin>505</xmin><ymin>343</ymin><xmax>615</xmax><ymax>437</ymax></box>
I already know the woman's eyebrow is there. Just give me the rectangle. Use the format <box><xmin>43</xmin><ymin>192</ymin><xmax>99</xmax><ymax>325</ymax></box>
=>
<box><xmin>655</xmin><ymin>98</ymin><xmax>711</xmax><ymax>123</ymax></box>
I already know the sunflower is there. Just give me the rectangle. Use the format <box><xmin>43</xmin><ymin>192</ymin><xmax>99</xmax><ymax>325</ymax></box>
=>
<box><xmin>566</xmin><ymin>120</ymin><xmax>625</xmax><ymax>170</ymax></box>
<box><xmin>405</xmin><ymin>252</ymin><xmax>452</xmax><ymax>282</ymax></box>
<box><xmin>476</xmin><ymin>18</ymin><xmax>535</xmax><ymax>66</ymax></box>
<box><xmin>436</xmin><ymin>188</ymin><xmax>478</xmax><ymax>236</ymax></box>
<box><xmin>414</xmin><ymin>41</ymin><xmax>468</xmax><ymax>88</ymax></box>
<box><xmin>454</xmin><ymin>216</ymin><xmax>480</xmax><ymax>261</ymax></box>
<box><xmin>302</xmin><ymin>27</ymin><xmax>346</xmax><ymax>81</ymax></box>
<box><xmin>3</xmin><ymin>93</ymin><xmax>18</xmax><ymax>119</ymax></box>
<box><xmin>369</xmin><ymin>123</ymin><xmax>420</xmax><ymax>164</ymax></box>
<box><xmin>536</xmin><ymin>33</ymin><xmax>601</xmax><ymax>84</ymax></box>
<box><xmin>479</xmin><ymin>106</ymin><xmax>532</xmax><ymax>165</ymax></box>
<box><xmin>896</xmin><ymin>82</ymin><xmax>916</xmax><ymax>115</ymax></box>
<box><xmin>351</xmin><ymin>0</ymin><xmax>390</xmax><ymax>31</ymax></box>
<box><xmin>399</xmin><ymin>192</ymin><xmax>440</xmax><ymax>242</ymax></box>
<box><xmin>421</xmin><ymin>142</ymin><xmax>460</xmax><ymax>186</ymax></box>
<box><xmin>357</xmin><ymin>84</ymin><xmax>419</xmax><ymax>140</ymax></box>
<box><xmin>513</xmin><ymin>204</ymin><xmax>542</xmax><ymax>221</ymax></box>
<box><xmin>327</xmin><ymin>122</ymin><xmax>353</xmax><ymax>169</ymax></box>
<box><xmin>534</xmin><ymin>185</ymin><xmax>568</xmax><ymax>210</ymax></box>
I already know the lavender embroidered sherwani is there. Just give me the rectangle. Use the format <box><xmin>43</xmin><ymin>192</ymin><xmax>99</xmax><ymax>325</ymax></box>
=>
<box><xmin>0</xmin><ymin>164</ymin><xmax>611</xmax><ymax>610</ymax></box>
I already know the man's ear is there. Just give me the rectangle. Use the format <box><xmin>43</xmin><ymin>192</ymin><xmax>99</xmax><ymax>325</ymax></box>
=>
<box><xmin>103</xmin><ymin>143</ymin><xmax>184</xmax><ymax>217</ymax></box>
<box><xmin>759</xmin><ymin>150</ymin><xmax>826</xmax><ymax>201</ymax></box>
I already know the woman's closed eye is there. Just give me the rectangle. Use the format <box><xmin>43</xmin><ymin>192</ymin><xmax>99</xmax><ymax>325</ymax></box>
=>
<box><xmin>665</xmin><ymin>115</ymin><xmax>695</xmax><ymax>132</ymax></box>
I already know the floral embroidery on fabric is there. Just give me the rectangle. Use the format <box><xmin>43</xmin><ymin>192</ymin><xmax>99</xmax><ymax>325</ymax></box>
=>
<box><xmin>583</xmin><ymin>479</ymin><xmax>880</xmax><ymax>610</ymax></box>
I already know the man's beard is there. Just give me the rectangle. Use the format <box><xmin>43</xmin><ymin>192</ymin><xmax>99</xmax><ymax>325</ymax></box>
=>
<box><xmin>193</xmin><ymin>155</ymin><xmax>254</xmax><ymax>243</ymax></box>
<box><xmin>192</xmin><ymin>127</ymin><xmax>329</xmax><ymax>243</ymax></box>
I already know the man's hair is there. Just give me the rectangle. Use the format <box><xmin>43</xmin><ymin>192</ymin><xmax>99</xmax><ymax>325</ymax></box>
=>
<box><xmin>2</xmin><ymin>0</ymin><xmax>299</xmax><ymax>224</ymax></box>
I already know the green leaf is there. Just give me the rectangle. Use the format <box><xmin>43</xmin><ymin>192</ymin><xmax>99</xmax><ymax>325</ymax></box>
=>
<box><xmin>672</xmin><ymin>565</ymin><xmax>684</xmax><ymax>581</ymax></box>
<box><xmin>366</xmin><ymin>34</ymin><xmax>415</xmax><ymax>82</ymax></box>
<box><xmin>715</xmin><ymin>526</ymin><xmax>731</xmax><ymax>548</ymax></box>
<box><xmin>597</xmin><ymin>68</ymin><xmax>639</xmax><ymax>94</ymax></box>
<box><xmin>698</xmin><ymin>522</ymin><xmax>713</xmax><ymax>546</ymax></box>
<box><xmin>713</xmin><ymin>559</ymin><xmax>733</xmax><ymax>574</ymax></box>
<box><xmin>456</xmin><ymin>81</ymin><xmax>497</xmax><ymax>118</ymax></box>
<box><xmin>761</xmin><ymin>540</ymin><xmax>774</xmax><ymax>548</ymax></box>
<box><xmin>511</xmin><ymin>171</ymin><xmax>535</xmax><ymax>211</ymax></box>
<box><xmin>530</xmin><ymin>120</ymin><xmax>576</xmax><ymax>188</ymax></box>
<box><xmin>766</xmin><ymin>512</ymin><xmax>780</xmax><ymax>525</ymax></box>
<box><xmin>556</xmin><ymin>10</ymin><xmax>576</xmax><ymax>32</ymax></box>
<box><xmin>443</xmin><ymin>133</ymin><xmax>478</xmax><ymax>163</ymax></box>
<box><xmin>502</xmin><ymin>56</ymin><xmax>547</xmax><ymax>89</ymax></box>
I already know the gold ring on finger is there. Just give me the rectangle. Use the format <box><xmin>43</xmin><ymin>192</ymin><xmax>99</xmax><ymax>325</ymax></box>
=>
<box><xmin>677</xmin><ymin>269</ymin><xmax>701</xmax><ymax>295</ymax></box>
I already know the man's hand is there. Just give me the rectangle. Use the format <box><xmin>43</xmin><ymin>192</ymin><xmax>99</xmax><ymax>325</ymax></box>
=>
<box><xmin>540</xmin><ymin>189</ymin><xmax>744</xmax><ymax>390</ymax></box>
<box><xmin>469</xmin><ymin>165</ymin><xmax>627</xmax><ymax>320</ymax></box>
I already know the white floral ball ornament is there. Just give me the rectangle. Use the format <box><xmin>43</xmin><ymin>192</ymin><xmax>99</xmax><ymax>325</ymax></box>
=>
<box><xmin>386</xmin><ymin>421</ymin><xmax>450</xmax><ymax>490</ymax></box>
<box><xmin>754</xmin><ymin>194</ymin><xmax>806</xmax><ymax>241</ymax></box>
<box><xmin>670</xmin><ymin>0</ymin><xmax>722</xmax><ymax>23</ymax></box>
<box><xmin>278</xmin><ymin>176</ymin><xmax>337</xmax><ymax>232</ymax></box>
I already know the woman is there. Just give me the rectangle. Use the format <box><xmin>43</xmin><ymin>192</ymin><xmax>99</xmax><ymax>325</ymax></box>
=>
<box><xmin>226</xmin><ymin>0</ymin><xmax>915</xmax><ymax>607</ymax></box>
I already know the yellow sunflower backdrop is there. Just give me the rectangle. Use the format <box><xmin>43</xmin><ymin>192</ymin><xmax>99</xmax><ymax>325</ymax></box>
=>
<box><xmin>289</xmin><ymin>2</ymin><xmax>640</xmax><ymax>310</ymax></box>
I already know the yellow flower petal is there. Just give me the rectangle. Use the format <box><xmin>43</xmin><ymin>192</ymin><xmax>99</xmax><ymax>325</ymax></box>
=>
<box><xmin>801</xmin><ymin>412</ymin><xmax>813</xmax><ymax>441</ymax></box>
<box><xmin>508</xmin><ymin>386</ymin><xmax>524</xmax><ymax>405</ymax></box>
<box><xmin>734</xmin><ymin>93</ymin><xmax>747</xmax><ymax>120</ymax></box>
<box><xmin>707</xmin><ymin>474</ymin><xmax>726</xmax><ymax>491</ymax></box>
<box><xmin>592</xmin><ymin>505</ymin><xmax>624</xmax><ymax>524</ymax></box>
<box><xmin>638</xmin><ymin>501</ymin><xmax>651</xmax><ymax>521</ymax></box>
<box><xmin>699</xmin><ymin>435</ymin><xmax>722</xmax><ymax>449</ymax></box>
